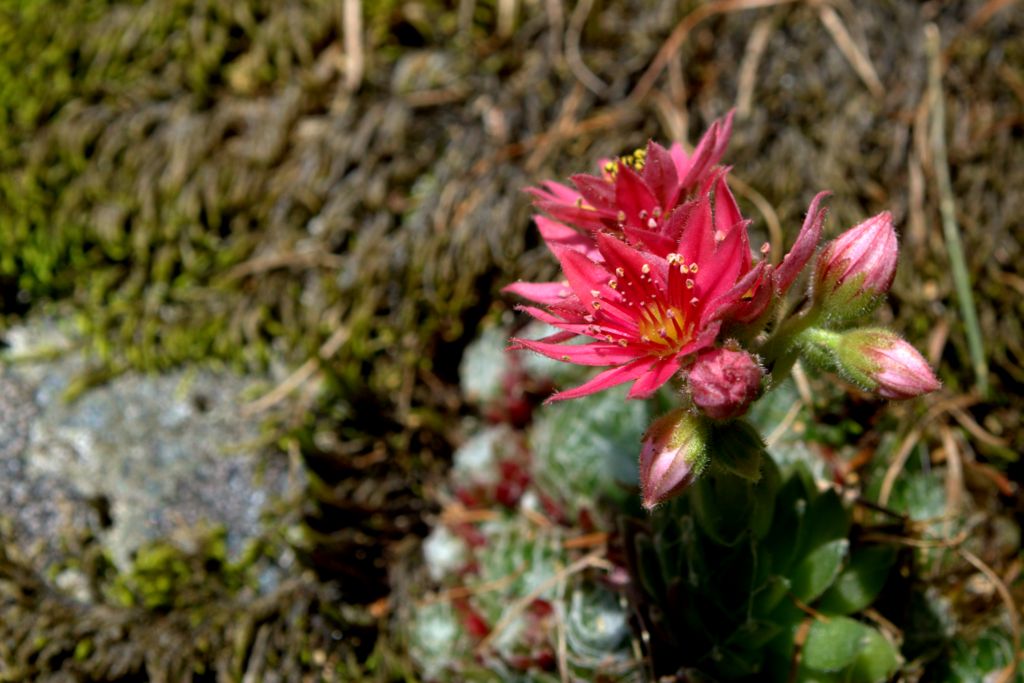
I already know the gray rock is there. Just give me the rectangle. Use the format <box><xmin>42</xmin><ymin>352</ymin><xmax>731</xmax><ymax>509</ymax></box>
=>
<box><xmin>0</xmin><ymin>319</ymin><xmax>290</xmax><ymax>572</ymax></box>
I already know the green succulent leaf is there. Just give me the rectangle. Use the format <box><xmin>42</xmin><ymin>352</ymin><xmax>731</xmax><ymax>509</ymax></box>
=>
<box><xmin>845</xmin><ymin>625</ymin><xmax>901</xmax><ymax>683</ymax></box>
<box><xmin>752</xmin><ymin>575</ymin><xmax>792</xmax><ymax>616</ymax></box>
<box><xmin>710</xmin><ymin>419</ymin><xmax>766</xmax><ymax>482</ymax></box>
<box><xmin>760</xmin><ymin>476</ymin><xmax>811</xmax><ymax>576</ymax></box>
<box><xmin>727</xmin><ymin>618</ymin><xmax>783</xmax><ymax>651</ymax></box>
<box><xmin>800</xmin><ymin>489</ymin><xmax>851</xmax><ymax>554</ymax></box>
<box><xmin>801</xmin><ymin>618</ymin><xmax>900</xmax><ymax>683</ymax></box>
<box><xmin>817</xmin><ymin>545</ymin><xmax>897</xmax><ymax>616</ymax></box>
<box><xmin>691</xmin><ymin>466</ymin><xmax>760</xmax><ymax>547</ymax></box>
<box><xmin>802</xmin><ymin>616</ymin><xmax>869</xmax><ymax>672</ymax></box>
<box><xmin>790</xmin><ymin>539</ymin><xmax>849</xmax><ymax>603</ymax></box>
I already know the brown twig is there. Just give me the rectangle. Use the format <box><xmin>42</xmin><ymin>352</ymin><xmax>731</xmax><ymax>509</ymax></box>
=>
<box><xmin>341</xmin><ymin>0</ymin><xmax>363</xmax><ymax>92</ymax></box>
<box><xmin>853</xmin><ymin>496</ymin><xmax>907</xmax><ymax>521</ymax></box>
<box><xmin>765</xmin><ymin>399</ymin><xmax>804</xmax><ymax>448</ymax></box>
<box><xmin>562</xmin><ymin>532</ymin><xmax>608</xmax><ymax>550</ymax></box>
<box><xmin>906</xmin><ymin>151</ymin><xmax>927</xmax><ymax>251</ymax></box>
<box><xmin>543</xmin><ymin>0</ymin><xmax>565</xmax><ymax>61</ymax></box>
<box><xmin>813</xmin><ymin>1</ymin><xmax>884</xmax><ymax>99</ymax></box>
<box><xmin>556</xmin><ymin>584</ymin><xmax>570</xmax><ymax>683</ymax></box>
<box><xmin>940</xmin><ymin>425</ymin><xmax>964</xmax><ymax>538</ymax></box>
<box><xmin>240</xmin><ymin>325</ymin><xmax>351</xmax><ymax>416</ymax></box>
<box><xmin>949</xmin><ymin>405</ymin><xmax>1009</xmax><ymax>449</ymax></box>
<box><xmin>877</xmin><ymin>393</ymin><xmax>983</xmax><ymax>507</ymax></box>
<box><xmin>496</xmin><ymin>0</ymin><xmax>517</xmax><ymax>38</ymax></box>
<box><xmin>791</xmin><ymin>360</ymin><xmax>814</xmax><ymax>412</ymax></box>
<box><xmin>221</xmin><ymin>250</ymin><xmax>345</xmax><ymax>282</ymax></box>
<box><xmin>862</xmin><ymin>607</ymin><xmax>903</xmax><ymax>642</ymax></box>
<box><xmin>472</xmin><ymin>106</ymin><xmax>639</xmax><ymax>175</ymax></box>
<box><xmin>860</xmin><ymin>529</ymin><xmax>969</xmax><ymax>549</ymax></box>
<box><xmin>926</xmin><ymin>316</ymin><xmax>950</xmax><ymax>367</ymax></box>
<box><xmin>566</xmin><ymin>0</ymin><xmax>607</xmax><ymax>94</ymax></box>
<box><xmin>417</xmin><ymin>569</ymin><xmax>527</xmax><ymax>607</ymax></box>
<box><xmin>878</xmin><ymin>426</ymin><xmax>924</xmax><ymax>508</ymax></box>
<box><xmin>628</xmin><ymin>0</ymin><xmax>799</xmax><ymax>105</ymax></box>
<box><xmin>946</xmin><ymin>0</ymin><xmax>1022</xmax><ymax>59</ymax></box>
<box><xmin>650</xmin><ymin>89</ymin><xmax>688</xmax><ymax>144</ymax></box>
<box><xmin>735</xmin><ymin>13</ymin><xmax>776</xmax><ymax>118</ymax></box>
<box><xmin>525</xmin><ymin>83</ymin><xmax>585</xmax><ymax>173</ymax></box>
<box><xmin>440</xmin><ymin>503</ymin><xmax>502</xmax><ymax>526</ymax></box>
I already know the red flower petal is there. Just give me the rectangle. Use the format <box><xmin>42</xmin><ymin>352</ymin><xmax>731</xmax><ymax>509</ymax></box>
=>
<box><xmin>642</xmin><ymin>141</ymin><xmax>680</xmax><ymax>209</ymax></box>
<box><xmin>678</xmin><ymin>119</ymin><xmax>720</xmax><ymax>188</ymax></box>
<box><xmin>775</xmin><ymin>190</ymin><xmax>831</xmax><ymax>294</ymax></box>
<box><xmin>626</xmin><ymin>356</ymin><xmax>681</xmax><ymax>398</ymax></box>
<box><xmin>535</xmin><ymin>216</ymin><xmax>601</xmax><ymax>260</ymax></box>
<box><xmin>503</xmin><ymin>280</ymin><xmax>573</xmax><ymax>305</ymax></box>
<box><xmin>614</xmin><ymin>164</ymin><xmax>659</xmax><ymax>230</ymax></box>
<box><xmin>572</xmin><ymin>173</ymin><xmax>617</xmax><ymax>212</ymax></box>
<box><xmin>595</xmin><ymin>233</ymin><xmax>669</xmax><ymax>307</ymax></box>
<box><xmin>514</xmin><ymin>337</ymin><xmax>640</xmax><ymax>366</ymax></box>
<box><xmin>546</xmin><ymin>357</ymin><xmax>659</xmax><ymax>402</ymax></box>
<box><xmin>701</xmin><ymin>261</ymin><xmax>768</xmax><ymax>326</ymax></box>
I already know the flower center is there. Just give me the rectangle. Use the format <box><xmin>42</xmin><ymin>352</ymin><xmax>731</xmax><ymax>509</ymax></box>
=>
<box><xmin>638</xmin><ymin>302</ymin><xmax>692</xmax><ymax>352</ymax></box>
<box><xmin>602</xmin><ymin>147</ymin><xmax>648</xmax><ymax>179</ymax></box>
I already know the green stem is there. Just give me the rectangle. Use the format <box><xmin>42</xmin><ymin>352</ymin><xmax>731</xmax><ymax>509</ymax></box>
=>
<box><xmin>759</xmin><ymin>305</ymin><xmax>823</xmax><ymax>366</ymax></box>
<box><xmin>799</xmin><ymin>327</ymin><xmax>842</xmax><ymax>348</ymax></box>
<box><xmin>926</xmin><ymin>25</ymin><xmax>988</xmax><ymax>397</ymax></box>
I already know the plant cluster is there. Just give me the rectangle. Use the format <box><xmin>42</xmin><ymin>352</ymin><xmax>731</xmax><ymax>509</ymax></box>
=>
<box><xmin>507</xmin><ymin>113</ymin><xmax>939</xmax><ymax>508</ymax></box>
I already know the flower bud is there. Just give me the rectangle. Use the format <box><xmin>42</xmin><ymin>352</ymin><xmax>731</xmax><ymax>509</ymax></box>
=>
<box><xmin>835</xmin><ymin>328</ymin><xmax>940</xmax><ymax>399</ymax></box>
<box><xmin>639</xmin><ymin>409</ymin><xmax>709</xmax><ymax>510</ymax></box>
<box><xmin>814</xmin><ymin>212</ymin><xmax>898</xmax><ymax>321</ymax></box>
<box><xmin>687</xmin><ymin>347</ymin><xmax>763</xmax><ymax>420</ymax></box>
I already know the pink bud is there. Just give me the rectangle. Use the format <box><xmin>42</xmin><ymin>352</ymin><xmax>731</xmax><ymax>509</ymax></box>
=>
<box><xmin>639</xmin><ymin>410</ymin><xmax>708</xmax><ymax>510</ymax></box>
<box><xmin>838</xmin><ymin>328</ymin><xmax>940</xmax><ymax>400</ymax></box>
<box><xmin>687</xmin><ymin>348</ymin><xmax>763</xmax><ymax>420</ymax></box>
<box><xmin>815</xmin><ymin>212</ymin><xmax>898</xmax><ymax>317</ymax></box>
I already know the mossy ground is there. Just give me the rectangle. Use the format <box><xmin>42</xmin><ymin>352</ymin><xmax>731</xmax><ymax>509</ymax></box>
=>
<box><xmin>1</xmin><ymin>0</ymin><xmax>1022</xmax><ymax>680</ymax></box>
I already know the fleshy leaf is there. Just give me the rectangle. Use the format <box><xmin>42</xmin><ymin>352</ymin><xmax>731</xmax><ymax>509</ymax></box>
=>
<box><xmin>789</xmin><ymin>538</ymin><xmax>849</xmax><ymax>603</ymax></box>
<box><xmin>709</xmin><ymin>420</ymin><xmax>766</xmax><ymax>481</ymax></box>
<box><xmin>799</xmin><ymin>489</ymin><xmax>851</xmax><ymax>555</ymax></box>
<box><xmin>846</xmin><ymin>624</ymin><xmax>902</xmax><ymax>683</ymax></box>
<box><xmin>817</xmin><ymin>545</ymin><xmax>897</xmax><ymax>616</ymax></box>
<box><xmin>802</xmin><ymin>616</ymin><xmax>869</xmax><ymax>672</ymax></box>
<box><xmin>751</xmin><ymin>575</ymin><xmax>791</xmax><ymax>615</ymax></box>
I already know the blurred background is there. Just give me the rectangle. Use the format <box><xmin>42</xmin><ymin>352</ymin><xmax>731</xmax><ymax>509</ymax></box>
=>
<box><xmin>0</xmin><ymin>0</ymin><xmax>1022</xmax><ymax>681</ymax></box>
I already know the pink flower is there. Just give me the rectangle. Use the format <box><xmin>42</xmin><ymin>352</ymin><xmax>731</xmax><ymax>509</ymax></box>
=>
<box><xmin>507</xmin><ymin>185</ymin><xmax>762</xmax><ymax>401</ymax></box>
<box><xmin>639</xmin><ymin>409</ymin><xmax>708</xmax><ymax>509</ymax></box>
<box><xmin>526</xmin><ymin>112</ymin><xmax>735</xmax><ymax>238</ymax></box>
<box><xmin>836</xmin><ymin>328</ymin><xmax>940</xmax><ymax>400</ymax></box>
<box><xmin>687</xmin><ymin>347</ymin><xmax>763</xmax><ymax>420</ymax></box>
<box><xmin>814</xmin><ymin>212</ymin><xmax>898</xmax><ymax>318</ymax></box>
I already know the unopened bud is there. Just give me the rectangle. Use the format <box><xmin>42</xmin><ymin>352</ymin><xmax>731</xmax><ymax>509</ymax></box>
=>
<box><xmin>639</xmin><ymin>409</ymin><xmax>709</xmax><ymax>510</ymax></box>
<box><xmin>835</xmin><ymin>328</ymin><xmax>939</xmax><ymax>399</ymax></box>
<box><xmin>814</xmin><ymin>212</ymin><xmax>898</xmax><ymax>321</ymax></box>
<box><xmin>687</xmin><ymin>347</ymin><xmax>763</xmax><ymax>420</ymax></box>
